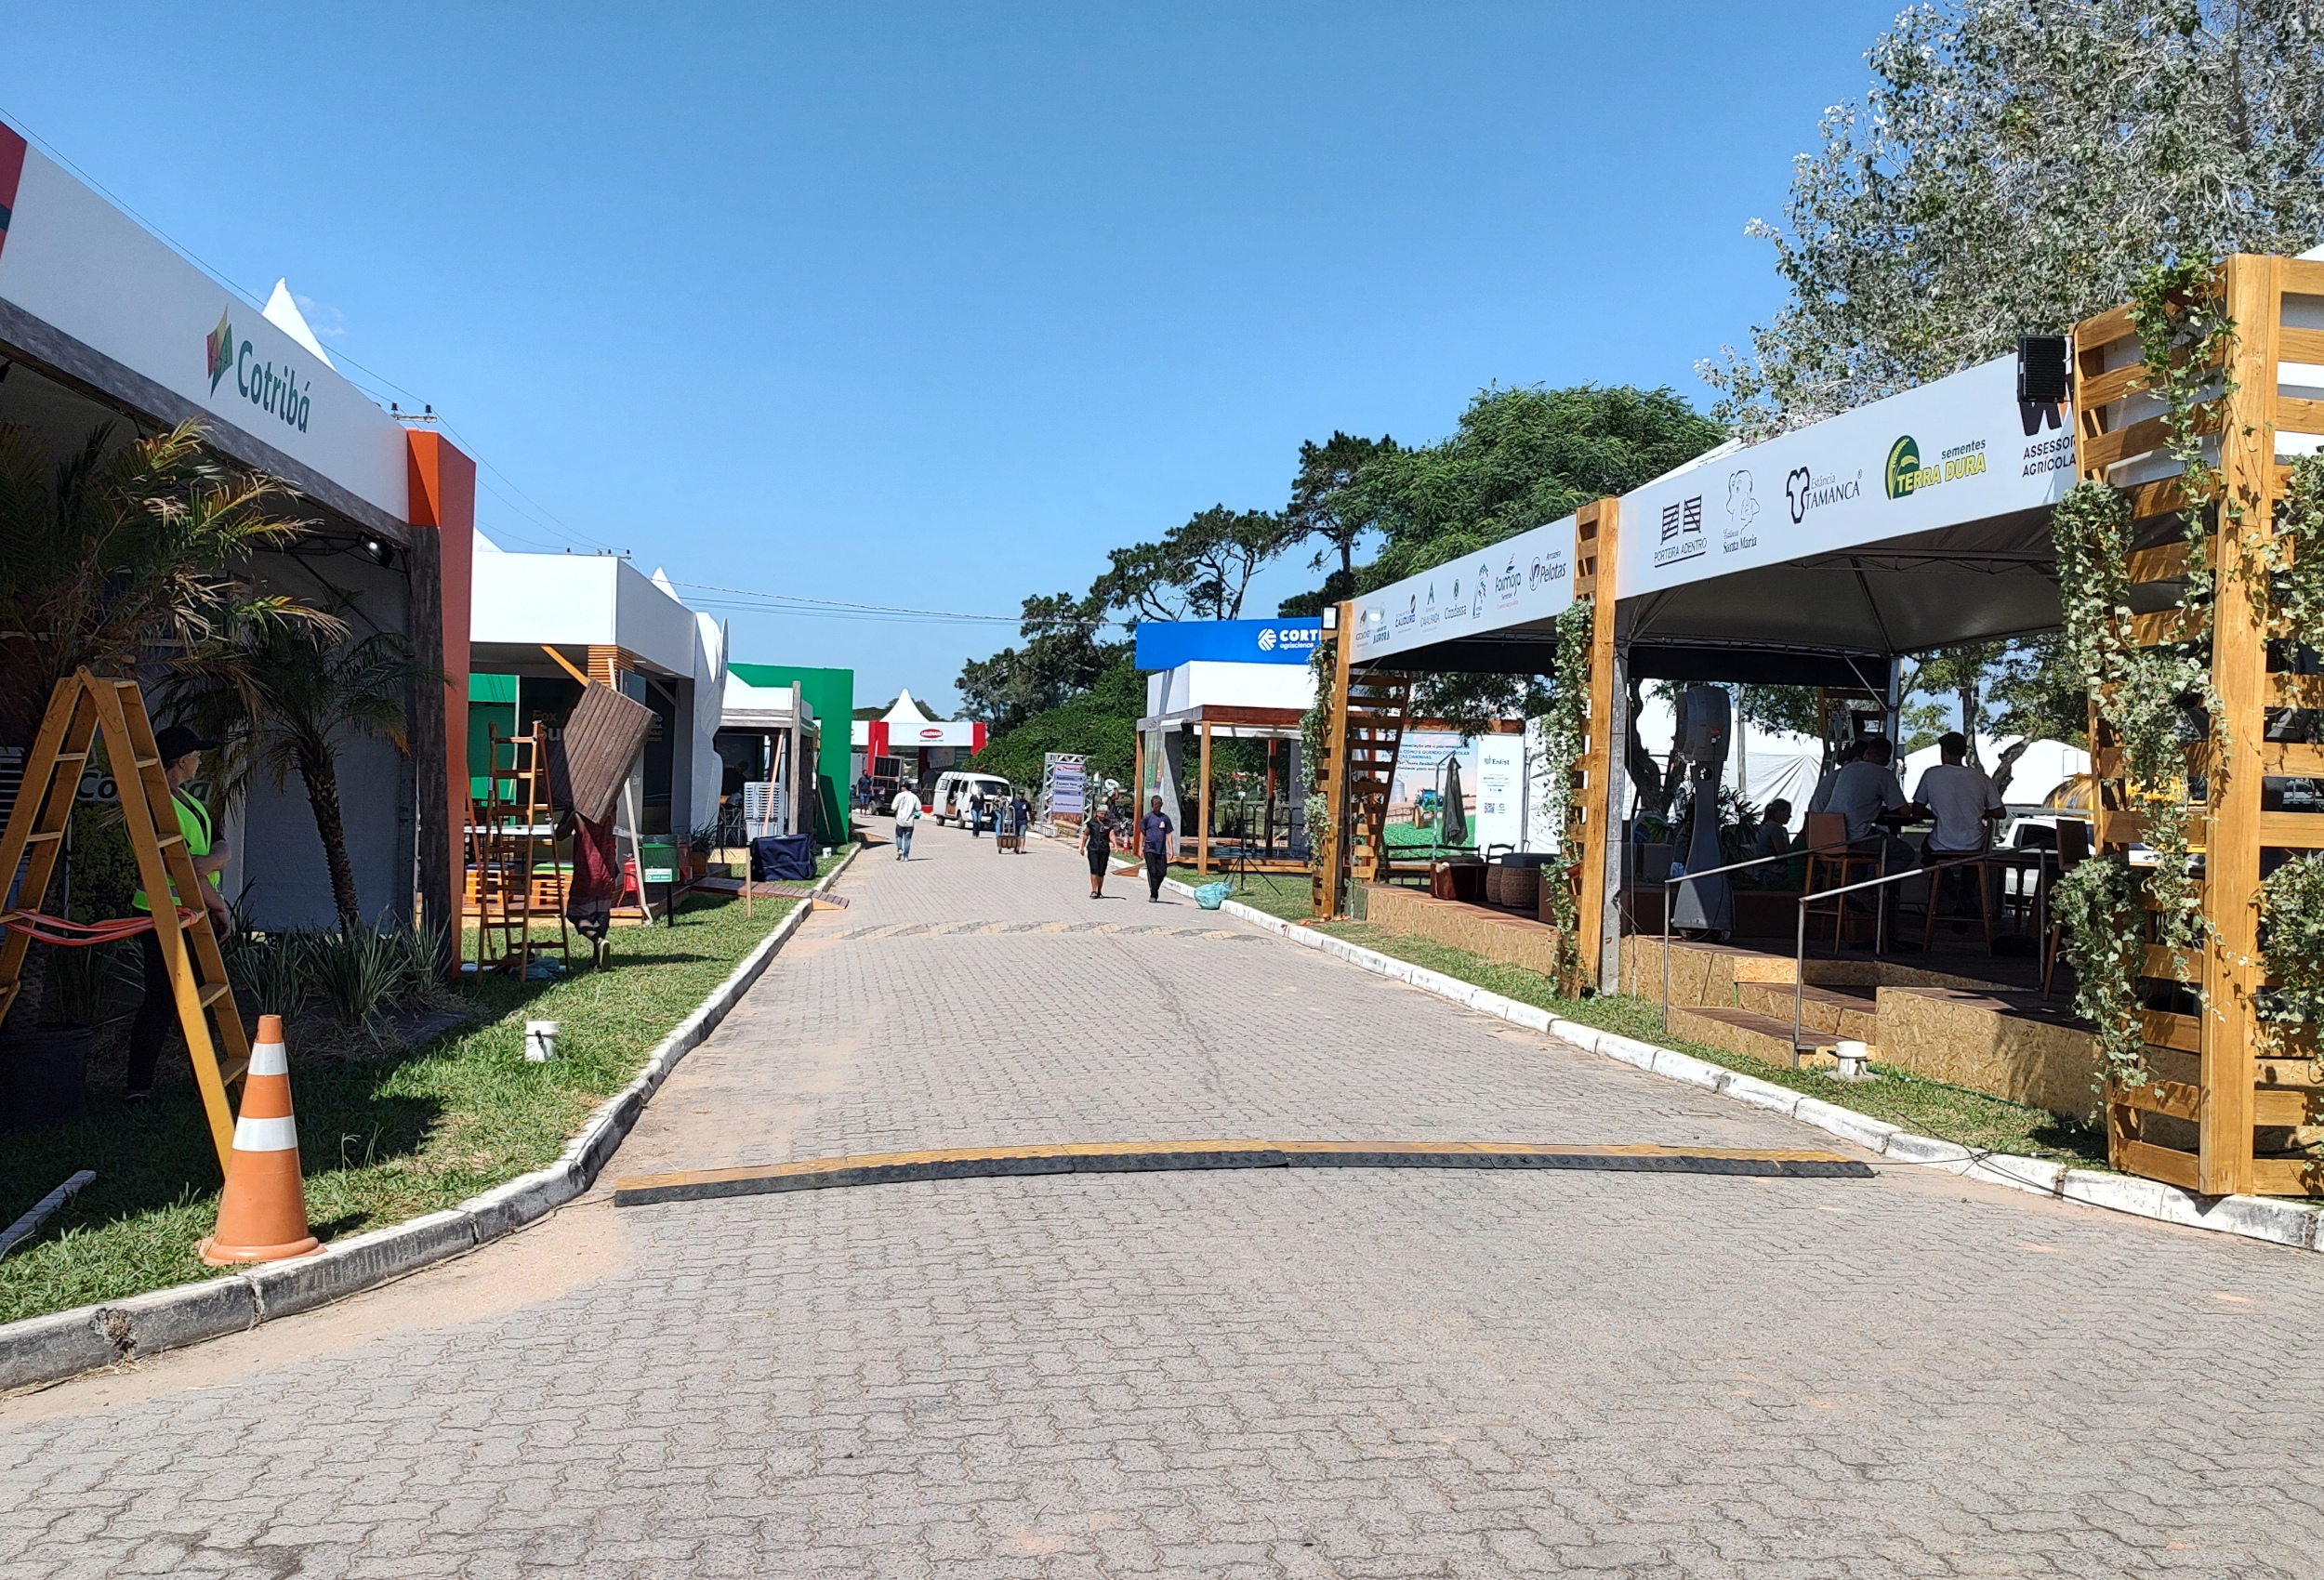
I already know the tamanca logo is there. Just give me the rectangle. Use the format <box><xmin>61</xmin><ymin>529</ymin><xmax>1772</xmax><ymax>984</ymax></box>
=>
<box><xmin>205</xmin><ymin>304</ymin><xmax>313</xmax><ymax>435</ymax></box>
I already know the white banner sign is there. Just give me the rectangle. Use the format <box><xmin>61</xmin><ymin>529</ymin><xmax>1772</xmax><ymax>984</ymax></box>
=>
<box><xmin>1472</xmin><ymin>734</ymin><xmax>1525</xmax><ymax>853</ymax></box>
<box><xmin>0</xmin><ymin>143</ymin><xmax>410</xmax><ymax>520</ymax></box>
<box><xmin>1348</xmin><ymin>513</ymin><xmax>1576</xmax><ymax>663</ymax></box>
<box><xmin>1617</xmin><ymin>354</ymin><xmax>2074</xmax><ymax>599</ymax></box>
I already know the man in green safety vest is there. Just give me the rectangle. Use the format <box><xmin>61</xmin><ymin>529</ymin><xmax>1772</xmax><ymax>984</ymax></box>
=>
<box><xmin>125</xmin><ymin>725</ymin><xmax>233</xmax><ymax>1105</ymax></box>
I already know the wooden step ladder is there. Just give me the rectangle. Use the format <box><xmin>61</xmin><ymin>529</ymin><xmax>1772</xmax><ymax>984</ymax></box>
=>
<box><xmin>1343</xmin><ymin>672</ymin><xmax>1413</xmax><ymax>884</ymax></box>
<box><xmin>469</xmin><ymin>720</ymin><xmax>571</xmax><ymax>975</ymax></box>
<box><xmin>0</xmin><ymin>670</ymin><xmax>251</xmax><ymax>1173</ymax></box>
<box><xmin>1311</xmin><ymin>623</ymin><xmax>1415</xmax><ymax>914</ymax></box>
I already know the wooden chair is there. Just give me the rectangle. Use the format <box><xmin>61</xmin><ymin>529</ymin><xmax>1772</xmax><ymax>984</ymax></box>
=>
<box><xmin>2040</xmin><ymin>820</ymin><xmax>2092</xmax><ymax>999</ymax></box>
<box><xmin>1801</xmin><ymin>811</ymin><xmax>1880</xmax><ymax>951</ymax></box>
<box><xmin>1921</xmin><ymin>849</ymin><xmax>1998</xmax><ymax>953</ymax></box>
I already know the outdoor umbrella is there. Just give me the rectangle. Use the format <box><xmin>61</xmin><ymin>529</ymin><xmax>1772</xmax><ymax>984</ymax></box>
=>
<box><xmin>1440</xmin><ymin>758</ymin><xmax>1469</xmax><ymax>849</ymax></box>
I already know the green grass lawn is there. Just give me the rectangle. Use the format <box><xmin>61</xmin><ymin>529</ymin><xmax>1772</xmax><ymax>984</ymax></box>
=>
<box><xmin>1159</xmin><ymin>864</ymin><xmax>2102</xmax><ymax>1165</ymax></box>
<box><xmin>1165</xmin><ymin>865</ymin><xmax>1314</xmax><ymax>921</ymax></box>
<box><xmin>1308</xmin><ymin>921</ymin><xmax>2107</xmax><ymax>1168</ymax></box>
<box><xmin>0</xmin><ymin>854</ymin><xmax>846</xmax><ymax>1325</ymax></box>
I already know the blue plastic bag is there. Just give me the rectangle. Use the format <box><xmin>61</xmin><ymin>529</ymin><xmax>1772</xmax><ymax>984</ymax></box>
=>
<box><xmin>1195</xmin><ymin>881</ymin><xmax>1232</xmax><ymax>911</ymax></box>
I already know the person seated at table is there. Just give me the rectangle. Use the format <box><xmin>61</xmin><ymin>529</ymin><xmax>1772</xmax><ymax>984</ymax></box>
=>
<box><xmin>1806</xmin><ymin>741</ymin><xmax>1863</xmax><ymax>818</ymax></box>
<box><xmin>1826</xmin><ymin>738</ymin><xmax>1908</xmax><ymax>842</ymax></box>
<box><xmin>1736</xmin><ymin>799</ymin><xmax>1792</xmax><ymax>888</ymax></box>
<box><xmin>1750</xmin><ymin>798</ymin><xmax>1793</xmax><ymax>862</ymax></box>
<box><xmin>1821</xmin><ymin>737</ymin><xmax>1924</xmax><ymax>938</ymax></box>
<box><xmin>1913</xmin><ymin>731</ymin><xmax>2005</xmax><ymax>927</ymax></box>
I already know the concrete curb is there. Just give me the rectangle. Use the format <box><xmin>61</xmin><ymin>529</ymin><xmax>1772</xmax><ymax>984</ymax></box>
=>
<box><xmin>0</xmin><ymin>845</ymin><xmax>862</xmax><ymax>1395</ymax></box>
<box><xmin>1172</xmin><ymin>878</ymin><xmax>2324</xmax><ymax>1257</ymax></box>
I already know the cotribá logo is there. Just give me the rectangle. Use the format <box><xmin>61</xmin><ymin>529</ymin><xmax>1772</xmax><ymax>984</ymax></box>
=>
<box><xmin>205</xmin><ymin>303</ymin><xmax>314</xmax><ymax>434</ymax></box>
<box><xmin>205</xmin><ymin>309</ymin><xmax>234</xmax><ymax>394</ymax></box>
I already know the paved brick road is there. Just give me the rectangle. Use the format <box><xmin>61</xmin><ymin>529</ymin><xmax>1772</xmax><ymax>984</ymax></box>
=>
<box><xmin>6</xmin><ymin>818</ymin><xmax>2323</xmax><ymax>1577</ymax></box>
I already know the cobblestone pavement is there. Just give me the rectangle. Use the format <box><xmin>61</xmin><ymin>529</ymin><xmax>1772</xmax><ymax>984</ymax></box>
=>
<box><xmin>7</xmin><ymin>818</ymin><xmax>2324</xmax><ymax>1577</ymax></box>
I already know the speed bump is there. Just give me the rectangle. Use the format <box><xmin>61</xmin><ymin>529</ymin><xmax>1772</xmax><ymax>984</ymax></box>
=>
<box><xmin>612</xmin><ymin>1139</ymin><xmax>1873</xmax><ymax>1207</ymax></box>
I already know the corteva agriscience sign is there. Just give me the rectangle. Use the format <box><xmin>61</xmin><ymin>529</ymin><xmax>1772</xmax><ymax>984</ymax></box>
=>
<box><xmin>1134</xmin><ymin>618</ymin><xmax>1325</xmax><ymax>669</ymax></box>
<box><xmin>1617</xmin><ymin>353</ymin><xmax>2074</xmax><ymax>599</ymax></box>
<box><xmin>1348</xmin><ymin>515</ymin><xmax>1576</xmax><ymax>663</ymax></box>
<box><xmin>0</xmin><ymin>131</ymin><xmax>408</xmax><ymax>520</ymax></box>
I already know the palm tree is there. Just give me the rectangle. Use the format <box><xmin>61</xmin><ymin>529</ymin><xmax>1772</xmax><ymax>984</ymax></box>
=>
<box><xmin>171</xmin><ymin>618</ymin><xmax>433</xmax><ymax>928</ymax></box>
<box><xmin>0</xmin><ymin>418</ymin><xmax>320</xmax><ymax>1031</ymax></box>
<box><xmin>0</xmin><ymin>418</ymin><xmax>323</xmax><ymax>753</ymax></box>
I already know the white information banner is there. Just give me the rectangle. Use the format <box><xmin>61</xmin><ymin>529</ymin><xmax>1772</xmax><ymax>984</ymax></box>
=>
<box><xmin>1348</xmin><ymin>514</ymin><xmax>1576</xmax><ymax>663</ymax></box>
<box><xmin>1472</xmin><ymin>734</ymin><xmax>1525</xmax><ymax>853</ymax></box>
<box><xmin>1617</xmin><ymin>354</ymin><xmax>2075</xmax><ymax>599</ymax></box>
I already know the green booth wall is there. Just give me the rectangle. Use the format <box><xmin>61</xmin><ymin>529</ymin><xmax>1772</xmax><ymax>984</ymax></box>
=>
<box><xmin>728</xmin><ymin>663</ymin><xmax>853</xmax><ymax>841</ymax></box>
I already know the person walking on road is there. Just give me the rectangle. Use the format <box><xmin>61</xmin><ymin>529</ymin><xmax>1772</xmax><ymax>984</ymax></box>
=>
<box><xmin>1081</xmin><ymin>804</ymin><xmax>1116</xmax><ymax>899</ymax></box>
<box><xmin>125</xmin><ymin>725</ymin><xmax>233</xmax><ymax>1104</ymax></box>
<box><xmin>1010</xmin><ymin>791</ymin><xmax>1031</xmax><ymax>852</ymax></box>
<box><xmin>1140</xmin><ymin>796</ymin><xmax>1174</xmax><ymax>902</ymax></box>
<box><xmin>891</xmin><ymin>783</ymin><xmax>924</xmax><ymax>860</ymax></box>
<box><xmin>968</xmin><ymin>790</ymin><xmax>984</xmax><ymax>838</ymax></box>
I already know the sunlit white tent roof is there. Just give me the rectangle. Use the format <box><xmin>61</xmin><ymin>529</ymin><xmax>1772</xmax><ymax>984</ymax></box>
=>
<box><xmin>1349</xmin><ymin>353</ymin><xmax>2079</xmax><ymax>678</ymax></box>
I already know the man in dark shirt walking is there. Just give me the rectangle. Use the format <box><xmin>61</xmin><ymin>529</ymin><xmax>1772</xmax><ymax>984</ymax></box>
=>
<box><xmin>1140</xmin><ymin>796</ymin><xmax>1174</xmax><ymax>902</ymax></box>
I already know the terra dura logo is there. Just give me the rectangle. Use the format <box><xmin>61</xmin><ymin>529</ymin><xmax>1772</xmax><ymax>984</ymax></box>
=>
<box><xmin>1886</xmin><ymin>434</ymin><xmax>1985</xmax><ymax>499</ymax></box>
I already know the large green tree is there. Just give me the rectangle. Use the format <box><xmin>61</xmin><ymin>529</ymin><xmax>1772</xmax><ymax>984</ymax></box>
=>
<box><xmin>1323</xmin><ymin>384</ymin><xmax>1723</xmax><ymax>730</ymax></box>
<box><xmin>966</xmin><ymin>655</ymin><xmax>1142</xmax><ymax>795</ymax></box>
<box><xmin>955</xmin><ymin>592</ymin><xmax>1123</xmax><ymax>732</ymax></box>
<box><xmin>1333</xmin><ymin>385</ymin><xmax>1724</xmax><ymax>591</ymax></box>
<box><xmin>1092</xmin><ymin>505</ymin><xmax>1288</xmax><ymax>623</ymax></box>
<box><xmin>1704</xmin><ymin>0</ymin><xmax>2324</xmax><ymax>437</ymax></box>
<box><xmin>1285</xmin><ymin>430</ymin><xmax>1398</xmax><ymax>598</ymax></box>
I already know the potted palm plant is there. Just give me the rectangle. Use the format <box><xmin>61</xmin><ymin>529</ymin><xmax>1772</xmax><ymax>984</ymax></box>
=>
<box><xmin>0</xmin><ymin>417</ymin><xmax>317</xmax><ymax>1034</ymax></box>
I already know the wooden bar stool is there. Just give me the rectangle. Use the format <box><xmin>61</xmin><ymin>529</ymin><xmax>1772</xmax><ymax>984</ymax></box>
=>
<box><xmin>1921</xmin><ymin>849</ymin><xmax>1998</xmax><ymax>953</ymax></box>
<box><xmin>1802</xmin><ymin>812</ymin><xmax>1880</xmax><ymax>951</ymax></box>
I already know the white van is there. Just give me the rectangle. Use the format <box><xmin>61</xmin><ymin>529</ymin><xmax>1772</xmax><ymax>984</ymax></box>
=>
<box><xmin>931</xmin><ymin>771</ymin><xmax>1014</xmax><ymax>826</ymax></box>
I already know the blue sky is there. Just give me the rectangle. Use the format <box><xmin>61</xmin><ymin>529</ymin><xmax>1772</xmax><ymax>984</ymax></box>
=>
<box><xmin>3</xmin><ymin>2</ymin><xmax>1908</xmax><ymax>712</ymax></box>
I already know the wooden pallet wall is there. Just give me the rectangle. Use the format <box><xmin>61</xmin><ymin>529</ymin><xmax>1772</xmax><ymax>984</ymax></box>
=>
<box><xmin>2074</xmin><ymin>252</ymin><xmax>2324</xmax><ymax>1197</ymax></box>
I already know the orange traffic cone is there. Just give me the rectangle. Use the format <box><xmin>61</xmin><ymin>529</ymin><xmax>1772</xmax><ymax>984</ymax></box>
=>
<box><xmin>198</xmin><ymin>1014</ymin><xmax>320</xmax><ymax>1266</ymax></box>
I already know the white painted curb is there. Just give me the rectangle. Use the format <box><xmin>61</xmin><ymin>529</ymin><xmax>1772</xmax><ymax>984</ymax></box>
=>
<box><xmin>0</xmin><ymin>845</ymin><xmax>862</xmax><ymax>1394</ymax></box>
<box><xmin>1169</xmin><ymin>878</ymin><xmax>2324</xmax><ymax>1257</ymax></box>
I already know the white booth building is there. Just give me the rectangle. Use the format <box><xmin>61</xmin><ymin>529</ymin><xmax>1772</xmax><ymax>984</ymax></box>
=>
<box><xmin>469</xmin><ymin>547</ymin><xmax>725</xmax><ymax>839</ymax></box>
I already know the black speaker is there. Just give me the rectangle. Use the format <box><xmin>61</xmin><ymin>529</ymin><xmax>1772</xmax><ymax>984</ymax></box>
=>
<box><xmin>2017</xmin><ymin>334</ymin><xmax>2070</xmax><ymax>403</ymax></box>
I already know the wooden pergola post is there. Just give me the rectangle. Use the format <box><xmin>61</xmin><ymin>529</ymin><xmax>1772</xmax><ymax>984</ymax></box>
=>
<box><xmin>1570</xmin><ymin>499</ymin><xmax>1620</xmax><ymax>991</ymax></box>
<box><xmin>1196</xmin><ymin>718</ymin><xmax>1214</xmax><ymax>876</ymax></box>
<box><xmin>1313</xmin><ymin>606</ymin><xmax>1354</xmax><ymax>917</ymax></box>
<box><xmin>2200</xmin><ymin>253</ymin><xmax>2279</xmax><ymax>1197</ymax></box>
<box><xmin>2073</xmin><ymin>251</ymin><xmax>2324</xmax><ymax>1197</ymax></box>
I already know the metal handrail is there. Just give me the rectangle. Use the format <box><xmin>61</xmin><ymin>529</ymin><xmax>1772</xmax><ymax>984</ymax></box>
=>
<box><xmin>1659</xmin><ymin>843</ymin><xmax>1848</xmax><ymax>1034</ymax></box>
<box><xmin>1788</xmin><ymin>851</ymin><xmax>1993</xmax><ymax>1055</ymax></box>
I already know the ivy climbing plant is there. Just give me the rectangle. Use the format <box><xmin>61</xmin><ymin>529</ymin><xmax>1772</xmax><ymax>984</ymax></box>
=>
<box><xmin>2051</xmin><ymin>261</ymin><xmax>2237</xmax><ymax>1091</ymax></box>
<box><xmin>1301</xmin><ymin>638</ymin><xmax>1336</xmax><ymax>898</ymax></box>
<box><xmin>1541</xmin><ymin>596</ymin><xmax>1594</xmax><ymax>989</ymax></box>
<box><xmin>2251</xmin><ymin>454</ymin><xmax>2324</xmax><ymax>1049</ymax></box>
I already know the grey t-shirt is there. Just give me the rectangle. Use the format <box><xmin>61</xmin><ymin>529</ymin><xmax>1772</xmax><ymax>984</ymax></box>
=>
<box><xmin>1826</xmin><ymin>760</ymin><xmax>1905</xmax><ymax>840</ymax></box>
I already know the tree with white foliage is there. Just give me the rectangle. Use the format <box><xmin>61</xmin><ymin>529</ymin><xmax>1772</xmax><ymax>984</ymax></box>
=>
<box><xmin>1704</xmin><ymin>0</ymin><xmax>2324</xmax><ymax>438</ymax></box>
